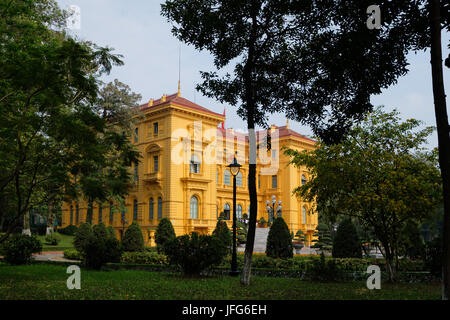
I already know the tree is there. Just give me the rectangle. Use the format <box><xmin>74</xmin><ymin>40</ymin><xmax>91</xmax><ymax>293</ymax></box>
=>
<box><xmin>311</xmin><ymin>223</ymin><xmax>333</xmax><ymax>253</ymax></box>
<box><xmin>161</xmin><ymin>0</ymin><xmax>425</xmax><ymax>285</ymax></box>
<box><xmin>266</xmin><ymin>217</ymin><xmax>293</xmax><ymax>259</ymax></box>
<box><xmin>212</xmin><ymin>219</ymin><xmax>232</xmax><ymax>251</ymax></box>
<box><xmin>73</xmin><ymin>222</ymin><xmax>93</xmax><ymax>253</ymax></box>
<box><xmin>332</xmin><ymin>218</ymin><xmax>362</xmax><ymax>258</ymax></box>
<box><xmin>122</xmin><ymin>221</ymin><xmax>144</xmax><ymax>252</ymax></box>
<box><xmin>154</xmin><ymin>218</ymin><xmax>176</xmax><ymax>253</ymax></box>
<box><xmin>399</xmin><ymin>221</ymin><xmax>425</xmax><ymax>260</ymax></box>
<box><xmin>285</xmin><ymin>108</ymin><xmax>443</xmax><ymax>281</ymax></box>
<box><xmin>0</xmin><ymin>0</ymin><xmax>140</xmax><ymax>241</ymax></box>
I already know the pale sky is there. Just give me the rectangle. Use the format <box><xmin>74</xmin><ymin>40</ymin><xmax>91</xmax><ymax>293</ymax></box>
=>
<box><xmin>58</xmin><ymin>0</ymin><xmax>449</xmax><ymax>149</ymax></box>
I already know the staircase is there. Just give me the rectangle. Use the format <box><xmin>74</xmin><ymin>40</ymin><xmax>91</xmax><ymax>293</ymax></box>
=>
<box><xmin>237</xmin><ymin>227</ymin><xmax>269</xmax><ymax>253</ymax></box>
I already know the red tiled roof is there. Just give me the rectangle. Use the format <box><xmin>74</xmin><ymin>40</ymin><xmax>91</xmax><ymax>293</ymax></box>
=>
<box><xmin>216</xmin><ymin>126</ymin><xmax>316</xmax><ymax>144</ymax></box>
<box><xmin>139</xmin><ymin>93</ymin><xmax>224</xmax><ymax>118</ymax></box>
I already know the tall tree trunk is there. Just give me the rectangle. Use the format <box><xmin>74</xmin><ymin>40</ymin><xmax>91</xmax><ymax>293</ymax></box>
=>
<box><xmin>429</xmin><ymin>0</ymin><xmax>450</xmax><ymax>300</ymax></box>
<box><xmin>240</xmin><ymin>0</ymin><xmax>258</xmax><ymax>286</ymax></box>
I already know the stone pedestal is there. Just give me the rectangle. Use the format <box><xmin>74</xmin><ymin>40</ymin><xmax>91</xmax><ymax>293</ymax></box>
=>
<box><xmin>22</xmin><ymin>229</ymin><xmax>31</xmax><ymax>236</ymax></box>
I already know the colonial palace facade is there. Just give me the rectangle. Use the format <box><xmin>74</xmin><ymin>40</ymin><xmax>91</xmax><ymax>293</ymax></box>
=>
<box><xmin>61</xmin><ymin>90</ymin><xmax>318</xmax><ymax>246</ymax></box>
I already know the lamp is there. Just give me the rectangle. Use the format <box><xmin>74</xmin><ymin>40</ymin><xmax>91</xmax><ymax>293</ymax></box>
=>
<box><xmin>227</xmin><ymin>152</ymin><xmax>241</xmax><ymax>276</ymax></box>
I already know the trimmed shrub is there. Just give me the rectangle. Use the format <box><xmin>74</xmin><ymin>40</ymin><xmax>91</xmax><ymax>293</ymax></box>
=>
<box><xmin>93</xmin><ymin>223</ymin><xmax>109</xmax><ymax>240</ymax></box>
<box><xmin>106</xmin><ymin>226</ymin><xmax>117</xmax><ymax>240</ymax></box>
<box><xmin>64</xmin><ymin>249</ymin><xmax>82</xmax><ymax>260</ymax></box>
<box><xmin>154</xmin><ymin>218</ymin><xmax>176</xmax><ymax>253</ymax></box>
<box><xmin>236</xmin><ymin>221</ymin><xmax>247</xmax><ymax>244</ymax></box>
<box><xmin>212</xmin><ymin>219</ymin><xmax>232</xmax><ymax>250</ymax></box>
<box><xmin>44</xmin><ymin>232</ymin><xmax>61</xmax><ymax>245</ymax></box>
<box><xmin>3</xmin><ymin>234</ymin><xmax>42</xmax><ymax>265</ymax></box>
<box><xmin>57</xmin><ymin>225</ymin><xmax>78</xmax><ymax>236</ymax></box>
<box><xmin>306</xmin><ymin>252</ymin><xmax>340</xmax><ymax>281</ymax></box>
<box><xmin>332</xmin><ymin>218</ymin><xmax>362</xmax><ymax>258</ymax></box>
<box><xmin>121</xmin><ymin>251</ymin><xmax>168</xmax><ymax>265</ymax></box>
<box><xmin>73</xmin><ymin>222</ymin><xmax>93</xmax><ymax>252</ymax></box>
<box><xmin>258</xmin><ymin>217</ymin><xmax>267</xmax><ymax>227</ymax></box>
<box><xmin>311</xmin><ymin>223</ymin><xmax>333</xmax><ymax>252</ymax></box>
<box><xmin>122</xmin><ymin>222</ymin><xmax>144</xmax><ymax>252</ymax></box>
<box><xmin>266</xmin><ymin>217</ymin><xmax>293</xmax><ymax>259</ymax></box>
<box><xmin>164</xmin><ymin>232</ymin><xmax>228</xmax><ymax>275</ymax></box>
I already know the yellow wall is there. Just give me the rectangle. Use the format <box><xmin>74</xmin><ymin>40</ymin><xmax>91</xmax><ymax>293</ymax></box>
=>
<box><xmin>61</xmin><ymin>93</ymin><xmax>318</xmax><ymax>246</ymax></box>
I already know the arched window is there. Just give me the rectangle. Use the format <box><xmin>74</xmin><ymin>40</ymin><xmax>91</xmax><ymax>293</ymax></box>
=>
<box><xmin>134</xmin><ymin>162</ymin><xmax>139</xmax><ymax>181</ymax></box>
<box><xmin>149</xmin><ymin>198</ymin><xmax>154</xmax><ymax>220</ymax></box>
<box><xmin>98</xmin><ymin>203</ymin><xmax>103</xmax><ymax>223</ymax></box>
<box><xmin>224</xmin><ymin>170</ymin><xmax>231</xmax><ymax>186</ymax></box>
<box><xmin>157</xmin><ymin>197</ymin><xmax>162</xmax><ymax>219</ymax></box>
<box><xmin>134</xmin><ymin>127</ymin><xmax>138</xmax><ymax>142</ymax></box>
<box><xmin>236</xmin><ymin>172</ymin><xmax>243</xmax><ymax>187</ymax></box>
<box><xmin>237</xmin><ymin>205</ymin><xmax>243</xmax><ymax>220</ymax></box>
<box><xmin>301</xmin><ymin>175</ymin><xmax>307</xmax><ymax>185</ymax></box>
<box><xmin>190</xmin><ymin>154</ymin><xmax>200</xmax><ymax>173</ymax></box>
<box><xmin>70</xmin><ymin>205</ymin><xmax>73</xmax><ymax>225</ymax></box>
<box><xmin>224</xmin><ymin>203</ymin><xmax>230</xmax><ymax>220</ymax></box>
<box><xmin>109</xmin><ymin>202</ymin><xmax>114</xmax><ymax>224</ymax></box>
<box><xmin>76</xmin><ymin>204</ymin><xmax>79</xmax><ymax>223</ymax></box>
<box><xmin>302</xmin><ymin>206</ymin><xmax>307</xmax><ymax>224</ymax></box>
<box><xmin>190</xmin><ymin>196</ymin><xmax>199</xmax><ymax>219</ymax></box>
<box><xmin>133</xmin><ymin>199</ymin><xmax>138</xmax><ymax>220</ymax></box>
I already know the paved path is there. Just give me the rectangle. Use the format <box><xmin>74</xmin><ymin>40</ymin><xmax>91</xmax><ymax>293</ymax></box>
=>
<box><xmin>32</xmin><ymin>251</ymin><xmax>76</xmax><ymax>262</ymax></box>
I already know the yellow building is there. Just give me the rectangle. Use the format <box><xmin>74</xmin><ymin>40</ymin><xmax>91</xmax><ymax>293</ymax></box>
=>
<box><xmin>61</xmin><ymin>90</ymin><xmax>318</xmax><ymax>246</ymax></box>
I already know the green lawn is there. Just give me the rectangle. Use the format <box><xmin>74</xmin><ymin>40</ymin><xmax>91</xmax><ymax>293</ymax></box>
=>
<box><xmin>0</xmin><ymin>263</ymin><xmax>441</xmax><ymax>300</ymax></box>
<box><xmin>36</xmin><ymin>234</ymin><xmax>74</xmax><ymax>252</ymax></box>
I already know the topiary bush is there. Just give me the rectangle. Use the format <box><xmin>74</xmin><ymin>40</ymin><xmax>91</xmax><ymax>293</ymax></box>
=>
<box><xmin>236</xmin><ymin>220</ymin><xmax>247</xmax><ymax>244</ymax></box>
<box><xmin>212</xmin><ymin>219</ymin><xmax>232</xmax><ymax>251</ymax></box>
<box><xmin>332</xmin><ymin>218</ymin><xmax>362</xmax><ymax>258</ymax></box>
<box><xmin>306</xmin><ymin>252</ymin><xmax>340</xmax><ymax>281</ymax></box>
<box><xmin>57</xmin><ymin>225</ymin><xmax>78</xmax><ymax>236</ymax></box>
<box><xmin>266</xmin><ymin>217</ymin><xmax>293</xmax><ymax>259</ymax></box>
<box><xmin>3</xmin><ymin>234</ymin><xmax>42</xmax><ymax>265</ymax></box>
<box><xmin>73</xmin><ymin>222</ymin><xmax>93</xmax><ymax>252</ymax></box>
<box><xmin>106</xmin><ymin>226</ymin><xmax>117</xmax><ymax>240</ymax></box>
<box><xmin>154</xmin><ymin>218</ymin><xmax>176</xmax><ymax>253</ymax></box>
<box><xmin>122</xmin><ymin>221</ymin><xmax>144</xmax><ymax>252</ymax></box>
<box><xmin>44</xmin><ymin>232</ymin><xmax>61</xmax><ymax>245</ymax></box>
<box><xmin>164</xmin><ymin>232</ymin><xmax>228</xmax><ymax>276</ymax></box>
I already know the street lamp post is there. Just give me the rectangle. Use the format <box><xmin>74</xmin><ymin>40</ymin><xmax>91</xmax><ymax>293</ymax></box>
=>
<box><xmin>227</xmin><ymin>152</ymin><xmax>241</xmax><ymax>277</ymax></box>
<box><xmin>266</xmin><ymin>195</ymin><xmax>282</xmax><ymax>226</ymax></box>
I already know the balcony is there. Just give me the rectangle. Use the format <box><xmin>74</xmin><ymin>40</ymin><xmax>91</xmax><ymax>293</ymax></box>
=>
<box><xmin>186</xmin><ymin>218</ymin><xmax>209</xmax><ymax>227</ymax></box>
<box><xmin>142</xmin><ymin>172</ymin><xmax>162</xmax><ymax>183</ymax></box>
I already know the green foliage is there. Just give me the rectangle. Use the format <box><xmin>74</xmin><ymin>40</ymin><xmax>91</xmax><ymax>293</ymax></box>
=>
<box><xmin>164</xmin><ymin>232</ymin><xmax>228</xmax><ymax>276</ymax></box>
<box><xmin>57</xmin><ymin>225</ymin><xmax>78</xmax><ymax>236</ymax></box>
<box><xmin>0</xmin><ymin>0</ymin><xmax>139</xmax><ymax>241</ymax></box>
<box><xmin>93</xmin><ymin>223</ymin><xmax>109</xmax><ymax>241</ymax></box>
<box><xmin>306</xmin><ymin>253</ymin><xmax>339</xmax><ymax>282</ymax></box>
<box><xmin>3</xmin><ymin>234</ymin><xmax>42</xmax><ymax>265</ymax></box>
<box><xmin>73</xmin><ymin>223</ymin><xmax>93</xmax><ymax>253</ymax></box>
<box><xmin>121</xmin><ymin>222</ymin><xmax>144</xmax><ymax>252</ymax></box>
<box><xmin>399</xmin><ymin>221</ymin><xmax>425</xmax><ymax>260</ymax></box>
<box><xmin>236</xmin><ymin>220</ymin><xmax>247</xmax><ymax>245</ymax></box>
<box><xmin>258</xmin><ymin>217</ymin><xmax>267</xmax><ymax>227</ymax></box>
<box><xmin>121</xmin><ymin>251</ymin><xmax>168</xmax><ymax>265</ymax></box>
<box><xmin>285</xmin><ymin>108</ymin><xmax>442</xmax><ymax>281</ymax></box>
<box><xmin>293</xmin><ymin>230</ymin><xmax>306</xmax><ymax>243</ymax></box>
<box><xmin>332</xmin><ymin>218</ymin><xmax>361</xmax><ymax>258</ymax></box>
<box><xmin>44</xmin><ymin>233</ymin><xmax>61</xmax><ymax>246</ymax></box>
<box><xmin>63</xmin><ymin>249</ymin><xmax>82</xmax><ymax>260</ymax></box>
<box><xmin>212</xmin><ymin>219</ymin><xmax>232</xmax><ymax>250</ymax></box>
<box><xmin>424</xmin><ymin>236</ymin><xmax>443</xmax><ymax>277</ymax></box>
<box><xmin>154</xmin><ymin>218</ymin><xmax>176</xmax><ymax>254</ymax></box>
<box><xmin>311</xmin><ymin>223</ymin><xmax>333</xmax><ymax>252</ymax></box>
<box><xmin>266</xmin><ymin>217</ymin><xmax>293</xmax><ymax>259</ymax></box>
<box><xmin>106</xmin><ymin>226</ymin><xmax>117</xmax><ymax>240</ymax></box>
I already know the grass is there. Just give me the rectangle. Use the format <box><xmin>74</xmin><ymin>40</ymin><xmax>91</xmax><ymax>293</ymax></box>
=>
<box><xmin>0</xmin><ymin>263</ymin><xmax>441</xmax><ymax>300</ymax></box>
<box><xmin>36</xmin><ymin>234</ymin><xmax>74</xmax><ymax>252</ymax></box>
